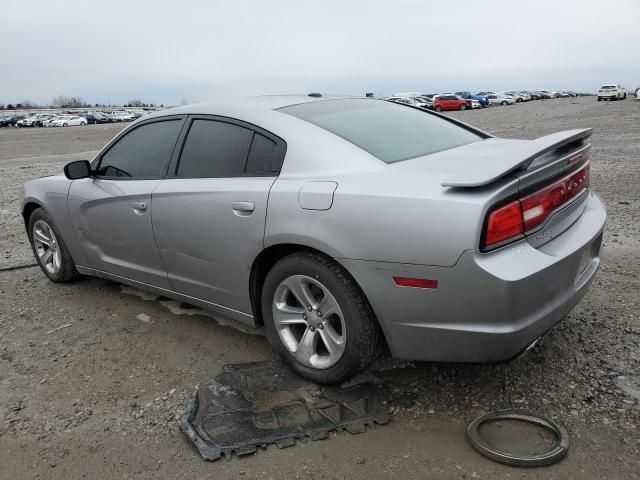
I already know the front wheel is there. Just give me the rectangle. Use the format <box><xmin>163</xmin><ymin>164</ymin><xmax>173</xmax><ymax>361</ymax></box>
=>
<box><xmin>28</xmin><ymin>208</ymin><xmax>80</xmax><ymax>282</ymax></box>
<box><xmin>459</xmin><ymin>103</ymin><xmax>467</xmax><ymax>110</ymax></box>
<box><xmin>501</xmin><ymin>101</ymin><xmax>508</xmax><ymax>106</ymax></box>
<box><xmin>261</xmin><ymin>252</ymin><xmax>382</xmax><ymax>384</ymax></box>
<box><xmin>434</xmin><ymin>105</ymin><xmax>442</xmax><ymax>112</ymax></box>
<box><xmin>63</xmin><ymin>123</ymin><xmax>68</xmax><ymax>127</ymax></box>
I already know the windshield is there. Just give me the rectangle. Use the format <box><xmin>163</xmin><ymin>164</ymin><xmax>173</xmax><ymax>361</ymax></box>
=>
<box><xmin>279</xmin><ymin>99</ymin><xmax>482</xmax><ymax>164</ymax></box>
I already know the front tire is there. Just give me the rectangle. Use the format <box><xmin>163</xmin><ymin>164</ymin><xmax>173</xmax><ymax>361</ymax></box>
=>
<box><xmin>261</xmin><ymin>252</ymin><xmax>382</xmax><ymax>384</ymax></box>
<box><xmin>501</xmin><ymin>101</ymin><xmax>508</xmax><ymax>106</ymax></box>
<box><xmin>28</xmin><ymin>208</ymin><xmax>79</xmax><ymax>283</ymax></box>
<box><xmin>435</xmin><ymin>105</ymin><xmax>442</xmax><ymax>112</ymax></box>
<box><xmin>459</xmin><ymin>103</ymin><xmax>467</xmax><ymax>110</ymax></box>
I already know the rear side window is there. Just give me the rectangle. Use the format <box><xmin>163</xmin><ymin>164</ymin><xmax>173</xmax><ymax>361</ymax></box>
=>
<box><xmin>97</xmin><ymin>120</ymin><xmax>182</xmax><ymax>177</ymax></box>
<box><xmin>245</xmin><ymin>133</ymin><xmax>280</xmax><ymax>175</ymax></box>
<box><xmin>280</xmin><ymin>99</ymin><xmax>481</xmax><ymax>164</ymax></box>
<box><xmin>176</xmin><ymin>119</ymin><xmax>283</xmax><ymax>178</ymax></box>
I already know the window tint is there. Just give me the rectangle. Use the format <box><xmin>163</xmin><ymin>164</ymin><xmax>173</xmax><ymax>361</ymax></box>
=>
<box><xmin>280</xmin><ymin>99</ymin><xmax>481</xmax><ymax>164</ymax></box>
<box><xmin>177</xmin><ymin>120</ymin><xmax>252</xmax><ymax>178</ymax></box>
<box><xmin>177</xmin><ymin>120</ymin><xmax>283</xmax><ymax>178</ymax></box>
<box><xmin>245</xmin><ymin>133</ymin><xmax>279</xmax><ymax>175</ymax></box>
<box><xmin>97</xmin><ymin>120</ymin><xmax>182</xmax><ymax>177</ymax></box>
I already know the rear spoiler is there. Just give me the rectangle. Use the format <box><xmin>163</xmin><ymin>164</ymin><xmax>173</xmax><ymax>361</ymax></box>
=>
<box><xmin>441</xmin><ymin>128</ymin><xmax>592</xmax><ymax>188</ymax></box>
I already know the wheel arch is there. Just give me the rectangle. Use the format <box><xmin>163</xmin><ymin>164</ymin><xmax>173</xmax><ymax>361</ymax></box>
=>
<box><xmin>22</xmin><ymin>200</ymin><xmax>45</xmax><ymax>228</ymax></box>
<box><xmin>248</xmin><ymin>243</ymin><xmax>385</xmax><ymax>347</ymax></box>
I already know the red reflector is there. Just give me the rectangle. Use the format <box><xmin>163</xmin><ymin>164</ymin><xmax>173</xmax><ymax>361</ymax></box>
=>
<box><xmin>484</xmin><ymin>200</ymin><xmax>523</xmax><ymax>247</ymax></box>
<box><xmin>393</xmin><ymin>277</ymin><xmax>438</xmax><ymax>289</ymax></box>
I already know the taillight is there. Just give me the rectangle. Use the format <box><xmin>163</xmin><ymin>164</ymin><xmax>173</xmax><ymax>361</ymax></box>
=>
<box><xmin>483</xmin><ymin>162</ymin><xmax>590</xmax><ymax>249</ymax></box>
<box><xmin>520</xmin><ymin>163</ymin><xmax>589</xmax><ymax>231</ymax></box>
<box><xmin>484</xmin><ymin>200</ymin><xmax>523</xmax><ymax>246</ymax></box>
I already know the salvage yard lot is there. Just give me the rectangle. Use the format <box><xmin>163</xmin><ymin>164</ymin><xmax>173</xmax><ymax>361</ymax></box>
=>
<box><xmin>1</xmin><ymin>97</ymin><xmax>639</xmax><ymax>479</ymax></box>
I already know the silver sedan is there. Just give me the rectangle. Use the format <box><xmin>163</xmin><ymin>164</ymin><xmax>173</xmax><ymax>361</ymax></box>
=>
<box><xmin>21</xmin><ymin>95</ymin><xmax>606</xmax><ymax>384</ymax></box>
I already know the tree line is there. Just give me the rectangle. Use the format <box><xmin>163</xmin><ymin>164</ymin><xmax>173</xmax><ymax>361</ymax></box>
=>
<box><xmin>0</xmin><ymin>96</ymin><xmax>163</xmax><ymax>110</ymax></box>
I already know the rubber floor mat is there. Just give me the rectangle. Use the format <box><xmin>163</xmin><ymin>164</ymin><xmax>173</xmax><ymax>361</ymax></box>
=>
<box><xmin>180</xmin><ymin>361</ymin><xmax>390</xmax><ymax>460</ymax></box>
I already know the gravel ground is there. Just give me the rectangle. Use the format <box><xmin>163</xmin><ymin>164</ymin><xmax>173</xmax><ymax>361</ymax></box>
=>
<box><xmin>1</xmin><ymin>97</ymin><xmax>639</xmax><ymax>479</ymax></box>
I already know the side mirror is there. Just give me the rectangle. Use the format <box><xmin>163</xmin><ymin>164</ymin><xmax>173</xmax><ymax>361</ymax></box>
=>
<box><xmin>64</xmin><ymin>160</ymin><xmax>92</xmax><ymax>180</ymax></box>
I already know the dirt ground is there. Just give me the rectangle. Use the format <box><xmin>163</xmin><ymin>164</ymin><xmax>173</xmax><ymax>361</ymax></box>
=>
<box><xmin>1</xmin><ymin>97</ymin><xmax>639</xmax><ymax>479</ymax></box>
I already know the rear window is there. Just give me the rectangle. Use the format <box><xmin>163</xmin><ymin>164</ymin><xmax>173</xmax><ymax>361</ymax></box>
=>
<box><xmin>279</xmin><ymin>99</ymin><xmax>481</xmax><ymax>164</ymax></box>
<box><xmin>600</xmin><ymin>85</ymin><xmax>615</xmax><ymax>90</ymax></box>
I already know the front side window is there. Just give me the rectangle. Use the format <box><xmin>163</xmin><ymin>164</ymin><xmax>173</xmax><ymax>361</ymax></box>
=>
<box><xmin>96</xmin><ymin>119</ymin><xmax>182</xmax><ymax>177</ymax></box>
<box><xmin>176</xmin><ymin>119</ymin><xmax>282</xmax><ymax>178</ymax></box>
<box><xmin>280</xmin><ymin>99</ymin><xmax>482</xmax><ymax>164</ymax></box>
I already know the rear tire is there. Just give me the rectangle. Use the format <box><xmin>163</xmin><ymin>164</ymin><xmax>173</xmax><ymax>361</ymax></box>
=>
<box><xmin>261</xmin><ymin>252</ymin><xmax>382</xmax><ymax>384</ymax></box>
<box><xmin>27</xmin><ymin>208</ymin><xmax>80</xmax><ymax>283</ymax></box>
<box><xmin>501</xmin><ymin>101</ymin><xmax>508</xmax><ymax>106</ymax></box>
<box><xmin>459</xmin><ymin>103</ymin><xmax>467</xmax><ymax>111</ymax></box>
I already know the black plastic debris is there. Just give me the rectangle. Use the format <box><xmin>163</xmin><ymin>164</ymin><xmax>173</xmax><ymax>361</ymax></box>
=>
<box><xmin>180</xmin><ymin>361</ymin><xmax>390</xmax><ymax>460</ymax></box>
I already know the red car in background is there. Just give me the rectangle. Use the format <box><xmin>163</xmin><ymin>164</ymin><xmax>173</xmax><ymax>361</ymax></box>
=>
<box><xmin>432</xmin><ymin>94</ymin><xmax>470</xmax><ymax>112</ymax></box>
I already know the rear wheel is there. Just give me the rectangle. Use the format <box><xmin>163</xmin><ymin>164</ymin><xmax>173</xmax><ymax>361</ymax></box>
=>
<box><xmin>459</xmin><ymin>103</ymin><xmax>467</xmax><ymax>110</ymax></box>
<box><xmin>597</xmin><ymin>97</ymin><xmax>602</xmax><ymax>102</ymax></box>
<box><xmin>63</xmin><ymin>123</ymin><xmax>68</xmax><ymax>127</ymax></box>
<box><xmin>261</xmin><ymin>252</ymin><xmax>381</xmax><ymax>384</ymax></box>
<box><xmin>501</xmin><ymin>101</ymin><xmax>508</xmax><ymax>106</ymax></box>
<box><xmin>28</xmin><ymin>208</ymin><xmax>79</xmax><ymax>282</ymax></box>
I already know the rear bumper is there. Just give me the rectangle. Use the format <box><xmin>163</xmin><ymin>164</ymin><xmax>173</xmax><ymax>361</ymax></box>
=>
<box><xmin>340</xmin><ymin>192</ymin><xmax>606</xmax><ymax>363</ymax></box>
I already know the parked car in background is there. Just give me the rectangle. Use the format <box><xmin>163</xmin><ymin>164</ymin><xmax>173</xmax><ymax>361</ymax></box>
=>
<box><xmin>503</xmin><ymin>92</ymin><xmax>527</xmax><ymax>102</ymax></box>
<box><xmin>555</xmin><ymin>91</ymin><xmax>570</xmax><ymax>98</ymax></box>
<box><xmin>635</xmin><ymin>87</ymin><xmax>640</xmax><ymax>99</ymax></box>
<box><xmin>16</xmin><ymin>115</ymin><xmax>39</xmax><ymax>127</ymax></box>
<box><xmin>432</xmin><ymin>94</ymin><xmax>470</xmax><ymax>111</ymax></box>
<box><xmin>385</xmin><ymin>96</ymin><xmax>432</xmax><ymax>109</ymax></box>
<box><xmin>83</xmin><ymin>112</ymin><xmax>111</xmax><ymax>124</ymax></box>
<box><xmin>517</xmin><ymin>91</ymin><xmax>533</xmax><ymax>101</ymax></box>
<box><xmin>597</xmin><ymin>84</ymin><xmax>626</xmax><ymax>101</ymax></box>
<box><xmin>49</xmin><ymin>115</ymin><xmax>87</xmax><ymax>127</ymax></box>
<box><xmin>415</xmin><ymin>96</ymin><xmax>434</xmax><ymax>109</ymax></box>
<box><xmin>111</xmin><ymin>111</ymin><xmax>136</xmax><ymax>122</ymax></box>
<box><xmin>455</xmin><ymin>91</ymin><xmax>489</xmax><ymax>107</ymax></box>
<box><xmin>0</xmin><ymin>115</ymin><xmax>25</xmax><ymax>127</ymax></box>
<box><xmin>21</xmin><ymin>95</ymin><xmax>605</xmax><ymax>384</ymax></box>
<box><xmin>42</xmin><ymin>116</ymin><xmax>63</xmax><ymax>127</ymax></box>
<box><xmin>486</xmin><ymin>94</ymin><xmax>515</xmax><ymax>106</ymax></box>
<box><xmin>529</xmin><ymin>91</ymin><xmax>541</xmax><ymax>100</ymax></box>
<box><xmin>537</xmin><ymin>90</ymin><xmax>553</xmax><ymax>99</ymax></box>
<box><xmin>33</xmin><ymin>114</ymin><xmax>57</xmax><ymax>127</ymax></box>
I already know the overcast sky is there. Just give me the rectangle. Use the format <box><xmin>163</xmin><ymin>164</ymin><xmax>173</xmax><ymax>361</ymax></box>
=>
<box><xmin>2</xmin><ymin>0</ymin><xmax>639</xmax><ymax>106</ymax></box>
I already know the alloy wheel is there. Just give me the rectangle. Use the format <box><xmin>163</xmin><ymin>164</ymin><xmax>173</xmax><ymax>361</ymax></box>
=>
<box><xmin>32</xmin><ymin>220</ymin><xmax>62</xmax><ymax>275</ymax></box>
<box><xmin>272</xmin><ymin>274</ymin><xmax>346</xmax><ymax>369</ymax></box>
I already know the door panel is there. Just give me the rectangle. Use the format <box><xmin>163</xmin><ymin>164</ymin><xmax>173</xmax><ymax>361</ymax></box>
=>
<box><xmin>68</xmin><ymin>178</ymin><xmax>171</xmax><ymax>288</ymax></box>
<box><xmin>152</xmin><ymin>177</ymin><xmax>276</xmax><ymax>313</ymax></box>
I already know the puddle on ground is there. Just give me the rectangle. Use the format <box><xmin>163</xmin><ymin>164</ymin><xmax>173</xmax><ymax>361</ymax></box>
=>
<box><xmin>478</xmin><ymin>419</ymin><xmax>558</xmax><ymax>456</ymax></box>
<box><xmin>120</xmin><ymin>286</ymin><xmax>264</xmax><ymax>336</ymax></box>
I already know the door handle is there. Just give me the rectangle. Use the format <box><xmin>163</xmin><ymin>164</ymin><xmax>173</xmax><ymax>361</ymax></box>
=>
<box><xmin>132</xmin><ymin>201</ymin><xmax>147</xmax><ymax>212</ymax></box>
<box><xmin>231</xmin><ymin>201</ymin><xmax>255</xmax><ymax>216</ymax></box>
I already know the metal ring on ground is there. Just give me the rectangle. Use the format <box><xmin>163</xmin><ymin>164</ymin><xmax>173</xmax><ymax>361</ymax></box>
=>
<box><xmin>467</xmin><ymin>410</ymin><xmax>569</xmax><ymax>467</ymax></box>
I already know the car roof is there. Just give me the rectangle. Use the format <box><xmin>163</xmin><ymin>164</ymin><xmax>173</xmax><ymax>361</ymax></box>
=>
<box><xmin>157</xmin><ymin>94</ymin><xmax>358</xmax><ymax>115</ymax></box>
